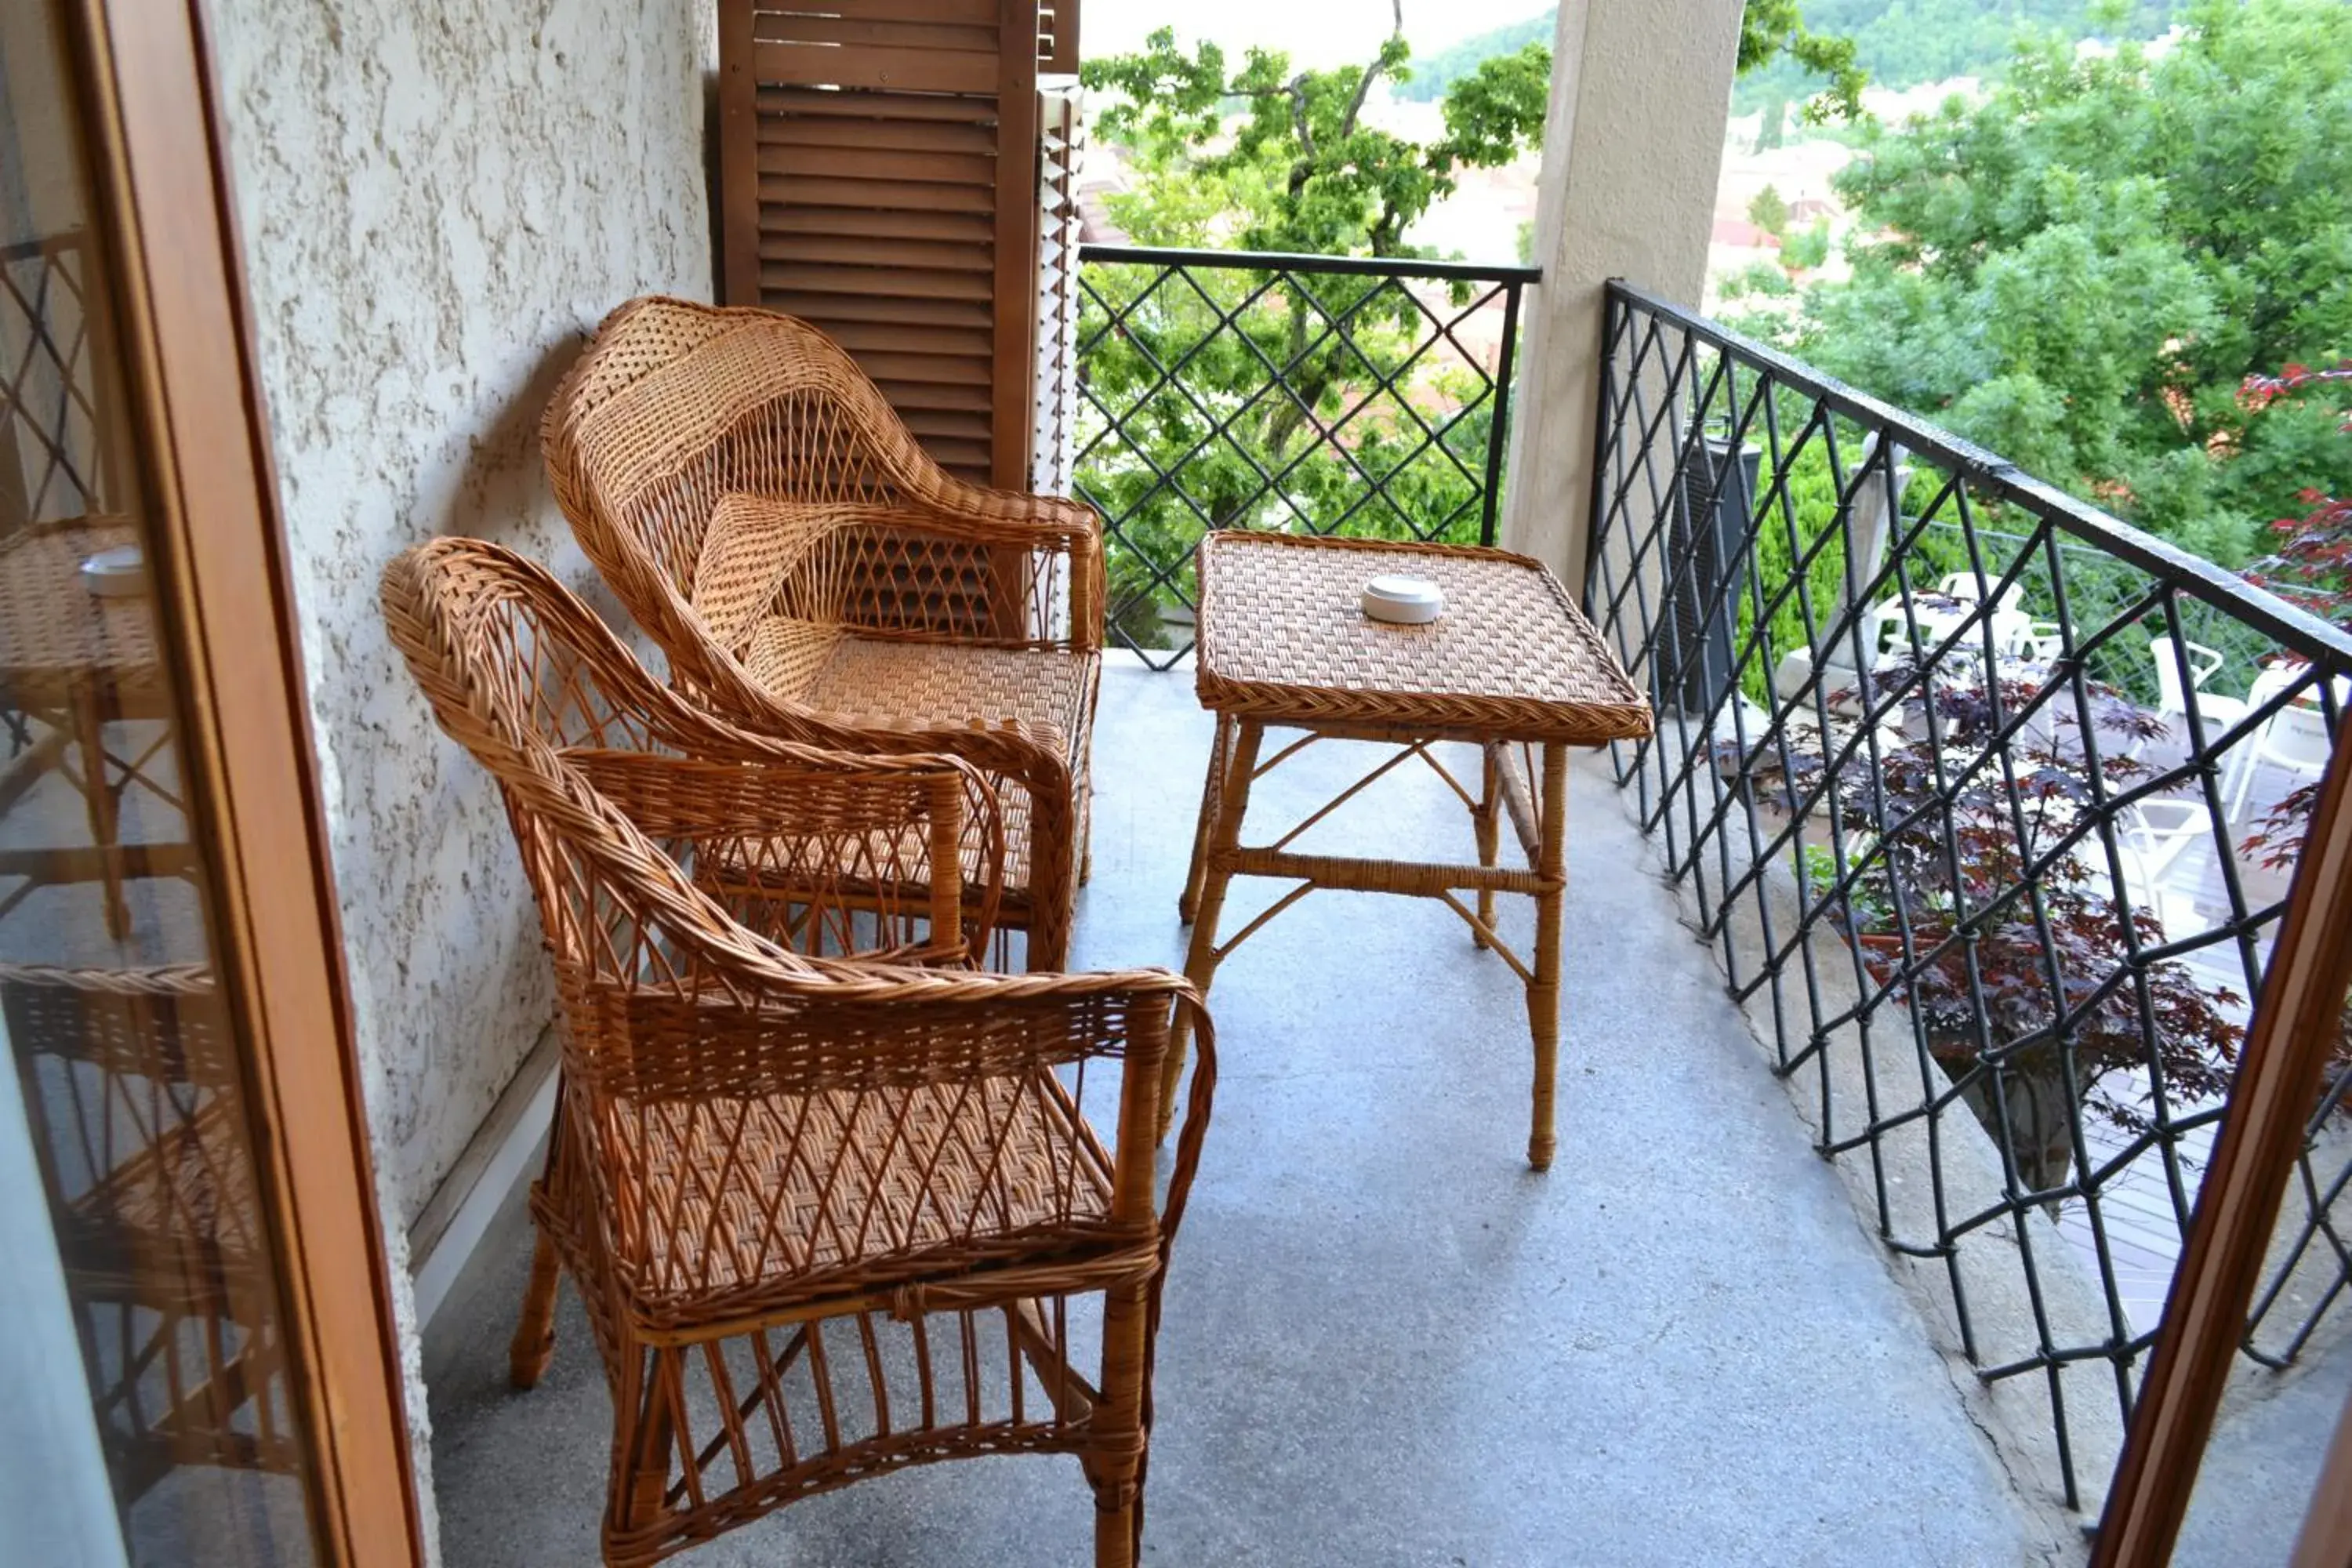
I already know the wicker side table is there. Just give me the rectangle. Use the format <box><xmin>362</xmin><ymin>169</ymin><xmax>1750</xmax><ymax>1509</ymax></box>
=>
<box><xmin>1169</xmin><ymin>531</ymin><xmax>1651</xmax><ymax>1169</ymax></box>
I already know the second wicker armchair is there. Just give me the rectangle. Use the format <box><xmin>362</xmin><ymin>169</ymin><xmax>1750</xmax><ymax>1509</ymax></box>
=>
<box><xmin>381</xmin><ymin>538</ymin><xmax>1211</xmax><ymax>1568</ymax></box>
<box><xmin>543</xmin><ymin>296</ymin><xmax>1105</xmax><ymax>969</ymax></box>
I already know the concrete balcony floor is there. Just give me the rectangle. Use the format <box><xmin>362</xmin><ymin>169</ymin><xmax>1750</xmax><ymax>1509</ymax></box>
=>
<box><xmin>422</xmin><ymin>659</ymin><xmax>2060</xmax><ymax>1566</ymax></box>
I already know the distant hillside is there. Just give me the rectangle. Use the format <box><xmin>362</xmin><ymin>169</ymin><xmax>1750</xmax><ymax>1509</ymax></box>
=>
<box><xmin>1396</xmin><ymin>1</ymin><xmax>2184</xmax><ymax>107</ymax></box>
<box><xmin>1394</xmin><ymin>12</ymin><xmax>1555</xmax><ymax>103</ymax></box>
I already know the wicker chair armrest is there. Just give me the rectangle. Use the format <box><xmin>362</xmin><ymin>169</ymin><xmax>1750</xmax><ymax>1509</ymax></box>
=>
<box><xmin>588</xmin><ymin>962</ymin><xmax>1189</xmax><ymax>1076</ymax></box>
<box><xmin>894</xmin><ymin>490</ymin><xmax>1102</xmax><ymax>550</ymax></box>
<box><xmin>884</xmin><ymin>494</ymin><xmax>1103</xmax><ymax>653</ymax></box>
<box><xmin>566</xmin><ymin>746</ymin><xmax>1004</xmax><ymax>964</ymax></box>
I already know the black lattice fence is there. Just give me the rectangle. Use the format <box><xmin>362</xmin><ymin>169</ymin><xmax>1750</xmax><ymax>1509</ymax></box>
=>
<box><xmin>1586</xmin><ymin>281</ymin><xmax>2352</xmax><ymax>1509</ymax></box>
<box><xmin>1074</xmin><ymin>245</ymin><xmax>1536</xmax><ymax>668</ymax></box>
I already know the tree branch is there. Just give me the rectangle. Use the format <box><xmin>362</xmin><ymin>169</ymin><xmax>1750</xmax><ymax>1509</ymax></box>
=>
<box><xmin>1339</xmin><ymin>0</ymin><xmax>1405</xmax><ymax>140</ymax></box>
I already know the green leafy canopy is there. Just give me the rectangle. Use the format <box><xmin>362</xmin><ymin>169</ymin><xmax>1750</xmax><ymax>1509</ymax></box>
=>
<box><xmin>1080</xmin><ymin>16</ymin><xmax>1548</xmax><ymax>257</ymax></box>
<box><xmin>1754</xmin><ymin>0</ymin><xmax>2352</xmax><ymax>565</ymax></box>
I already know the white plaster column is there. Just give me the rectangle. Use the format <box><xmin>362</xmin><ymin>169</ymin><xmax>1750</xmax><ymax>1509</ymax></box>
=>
<box><xmin>1500</xmin><ymin>0</ymin><xmax>1746</xmax><ymax>593</ymax></box>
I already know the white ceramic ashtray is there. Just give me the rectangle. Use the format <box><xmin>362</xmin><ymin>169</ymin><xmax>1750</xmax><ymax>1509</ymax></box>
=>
<box><xmin>79</xmin><ymin>546</ymin><xmax>146</xmax><ymax>598</ymax></box>
<box><xmin>1360</xmin><ymin>573</ymin><xmax>1445</xmax><ymax>625</ymax></box>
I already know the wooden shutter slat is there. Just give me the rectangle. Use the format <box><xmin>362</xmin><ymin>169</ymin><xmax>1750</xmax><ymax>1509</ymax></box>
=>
<box><xmin>760</xmin><ymin>291</ymin><xmax>993</xmax><ymax>330</ymax></box>
<box><xmin>760</xmin><ymin>205</ymin><xmax>995</xmax><ymax>245</ymax></box>
<box><xmin>760</xmin><ymin>116</ymin><xmax>998</xmax><ymax>157</ymax></box>
<box><xmin>762</xmin><ymin>262</ymin><xmax>993</xmax><ymax>303</ymax></box>
<box><xmin>751</xmin><ymin>232</ymin><xmax>993</xmax><ymax>273</ymax></box>
<box><xmin>754</xmin><ymin>143</ymin><xmax>996</xmax><ymax>187</ymax></box>
<box><xmin>755</xmin><ymin>0</ymin><xmax>1000</xmax><ymax>24</ymax></box>
<box><xmin>871</xmin><ymin>378</ymin><xmax>995</xmax><ymax>410</ymax></box>
<box><xmin>753</xmin><ymin>41</ymin><xmax>996</xmax><ymax>93</ymax></box>
<box><xmin>752</xmin><ymin>13</ymin><xmax>998</xmax><ymax>51</ymax></box>
<box><xmin>822</xmin><ymin>320</ymin><xmax>995</xmax><ymax>358</ymax></box>
<box><xmin>898</xmin><ymin>408</ymin><xmax>994</xmax><ymax>441</ymax></box>
<box><xmin>757</xmin><ymin>85</ymin><xmax>999</xmax><ymax>122</ymax></box>
<box><xmin>855</xmin><ymin>352</ymin><xmax>992</xmax><ymax>385</ymax></box>
<box><xmin>760</xmin><ymin>172</ymin><xmax>996</xmax><ymax>214</ymax></box>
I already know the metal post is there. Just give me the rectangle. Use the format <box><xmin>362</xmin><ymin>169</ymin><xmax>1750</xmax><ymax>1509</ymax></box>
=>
<box><xmin>1480</xmin><ymin>279</ymin><xmax>1524</xmax><ymax>548</ymax></box>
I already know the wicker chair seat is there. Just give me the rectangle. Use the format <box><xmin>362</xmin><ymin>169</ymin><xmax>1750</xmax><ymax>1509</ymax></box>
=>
<box><xmin>766</xmin><ymin>634</ymin><xmax>1096</xmax><ymax>892</ymax></box>
<box><xmin>605</xmin><ymin>1069</ymin><xmax>1116</xmax><ymax>1319</ymax></box>
<box><xmin>776</xmin><ymin>636</ymin><xmax>1094</xmax><ymax>748</ymax></box>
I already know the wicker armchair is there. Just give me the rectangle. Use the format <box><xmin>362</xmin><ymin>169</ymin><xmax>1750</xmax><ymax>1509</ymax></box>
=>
<box><xmin>543</xmin><ymin>295</ymin><xmax>1105</xmax><ymax>970</ymax></box>
<box><xmin>381</xmin><ymin>539</ymin><xmax>1210</xmax><ymax>1568</ymax></box>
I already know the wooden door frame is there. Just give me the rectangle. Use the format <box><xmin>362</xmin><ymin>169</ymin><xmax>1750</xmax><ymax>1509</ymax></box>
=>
<box><xmin>58</xmin><ymin>0</ymin><xmax>425</xmax><ymax>1560</ymax></box>
<box><xmin>2092</xmin><ymin>728</ymin><xmax>2352</xmax><ymax>1566</ymax></box>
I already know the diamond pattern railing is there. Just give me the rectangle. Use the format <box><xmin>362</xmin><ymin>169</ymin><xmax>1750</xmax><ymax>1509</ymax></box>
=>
<box><xmin>1074</xmin><ymin>245</ymin><xmax>1536</xmax><ymax>668</ymax></box>
<box><xmin>1585</xmin><ymin>281</ymin><xmax>2352</xmax><ymax>1511</ymax></box>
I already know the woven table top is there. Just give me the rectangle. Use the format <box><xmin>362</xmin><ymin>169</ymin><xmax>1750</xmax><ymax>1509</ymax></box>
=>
<box><xmin>1193</xmin><ymin>532</ymin><xmax>1652</xmax><ymax>746</ymax></box>
<box><xmin>0</xmin><ymin>519</ymin><xmax>162</xmax><ymax>698</ymax></box>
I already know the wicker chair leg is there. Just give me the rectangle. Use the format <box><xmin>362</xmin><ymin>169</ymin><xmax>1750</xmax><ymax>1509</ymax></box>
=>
<box><xmin>1165</xmin><ymin>720</ymin><xmax>1260</xmax><ymax>1139</ymax></box>
<box><xmin>1078</xmin><ymin>766</ymin><xmax>1096</xmax><ymax>887</ymax></box>
<box><xmin>1472</xmin><ymin>745</ymin><xmax>1502</xmax><ymax>952</ymax></box>
<box><xmin>1178</xmin><ymin>716</ymin><xmax>1232</xmax><ymax>926</ymax></box>
<box><xmin>509</xmin><ymin>1227</ymin><xmax>563</xmax><ymax>1389</ymax></box>
<box><xmin>619</xmin><ymin>1350</ymin><xmax>678</xmax><ymax>1535</ymax></box>
<box><xmin>1088</xmin><ymin>1278</ymin><xmax>1152</xmax><ymax>1568</ymax></box>
<box><xmin>1525</xmin><ymin>743</ymin><xmax>1570</xmax><ymax>1172</ymax></box>
<box><xmin>1093</xmin><ymin>1497</ymin><xmax>1138</xmax><ymax>1568</ymax></box>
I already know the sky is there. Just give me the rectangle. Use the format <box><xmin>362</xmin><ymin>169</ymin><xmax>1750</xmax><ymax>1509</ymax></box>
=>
<box><xmin>1083</xmin><ymin>0</ymin><xmax>1550</xmax><ymax>73</ymax></box>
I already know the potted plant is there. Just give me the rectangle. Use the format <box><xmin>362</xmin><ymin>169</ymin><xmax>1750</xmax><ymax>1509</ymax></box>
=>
<box><xmin>1772</xmin><ymin>659</ymin><xmax>2244</xmax><ymax>1192</ymax></box>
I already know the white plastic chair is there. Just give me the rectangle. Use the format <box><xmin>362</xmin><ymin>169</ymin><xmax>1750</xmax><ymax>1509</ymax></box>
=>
<box><xmin>1936</xmin><ymin>572</ymin><xmax>2026</xmax><ymax>613</ymax></box>
<box><xmin>2114</xmin><ymin>798</ymin><xmax>2212</xmax><ymax>942</ymax></box>
<box><xmin>2227</xmin><ymin>702</ymin><xmax>2333</xmax><ymax>823</ymax></box>
<box><xmin>2146</xmin><ymin>636</ymin><xmax>2249</xmax><ymax>762</ymax></box>
<box><xmin>2016</xmin><ymin>620</ymin><xmax>2067</xmax><ymax>665</ymax></box>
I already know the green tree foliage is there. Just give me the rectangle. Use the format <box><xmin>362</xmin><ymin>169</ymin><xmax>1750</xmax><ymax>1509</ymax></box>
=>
<box><xmin>1780</xmin><ymin>214</ymin><xmax>1831</xmax><ymax>272</ymax></box>
<box><xmin>1748</xmin><ymin>184</ymin><xmax>1791</xmax><ymax>239</ymax></box>
<box><xmin>1076</xmin><ymin>20</ymin><xmax>1549</xmax><ymax>644</ymax></box>
<box><xmin>1737</xmin><ymin>0</ymin><xmax>1867</xmax><ymax>119</ymax></box>
<box><xmin>1768</xmin><ymin>0</ymin><xmax>2352</xmax><ymax>564</ymax></box>
<box><xmin>1754</xmin><ymin>96</ymin><xmax>1788</xmax><ymax>152</ymax></box>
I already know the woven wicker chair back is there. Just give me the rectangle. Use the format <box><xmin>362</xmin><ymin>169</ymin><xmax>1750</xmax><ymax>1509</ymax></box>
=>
<box><xmin>544</xmin><ymin>297</ymin><xmax>1036</xmax><ymax>702</ymax></box>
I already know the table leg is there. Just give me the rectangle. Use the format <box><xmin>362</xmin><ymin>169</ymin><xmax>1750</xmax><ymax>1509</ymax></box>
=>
<box><xmin>72</xmin><ymin>689</ymin><xmax>129</xmax><ymax>940</ymax></box>
<box><xmin>1178</xmin><ymin>713</ymin><xmax>1232</xmax><ymax>926</ymax></box>
<box><xmin>1472</xmin><ymin>743</ymin><xmax>1501</xmax><ymax>950</ymax></box>
<box><xmin>1525</xmin><ymin>742</ymin><xmax>1568</xmax><ymax>1171</ymax></box>
<box><xmin>1160</xmin><ymin>718</ymin><xmax>1261</xmax><ymax>1142</ymax></box>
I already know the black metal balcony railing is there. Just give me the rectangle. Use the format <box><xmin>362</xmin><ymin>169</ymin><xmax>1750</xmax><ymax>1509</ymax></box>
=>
<box><xmin>1585</xmin><ymin>280</ymin><xmax>2352</xmax><ymax>1508</ymax></box>
<box><xmin>1075</xmin><ymin>245</ymin><xmax>1538</xmax><ymax>668</ymax></box>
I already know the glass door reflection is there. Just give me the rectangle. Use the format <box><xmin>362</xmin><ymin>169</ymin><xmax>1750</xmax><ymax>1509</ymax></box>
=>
<box><xmin>1</xmin><ymin>2</ymin><xmax>324</xmax><ymax>1562</ymax></box>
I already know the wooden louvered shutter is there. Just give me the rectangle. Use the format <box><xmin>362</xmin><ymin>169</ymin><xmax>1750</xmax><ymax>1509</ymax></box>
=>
<box><xmin>1039</xmin><ymin>0</ymin><xmax>1077</xmax><ymax>74</ymax></box>
<box><xmin>718</xmin><ymin>0</ymin><xmax>1047</xmax><ymax>489</ymax></box>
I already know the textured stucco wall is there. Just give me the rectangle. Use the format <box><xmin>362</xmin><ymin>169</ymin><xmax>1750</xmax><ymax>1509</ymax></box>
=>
<box><xmin>205</xmin><ymin>0</ymin><xmax>710</xmax><ymax>1538</ymax></box>
<box><xmin>209</xmin><ymin>0</ymin><xmax>710</xmax><ymax>1225</ymax></box>
<box><xmin>1500</xmin><ymin>0</ymin><xmax>1744</xmax><ymax>588</ymax></box>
